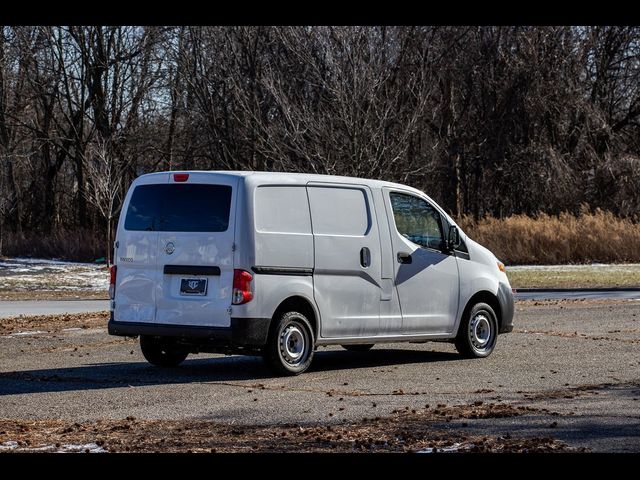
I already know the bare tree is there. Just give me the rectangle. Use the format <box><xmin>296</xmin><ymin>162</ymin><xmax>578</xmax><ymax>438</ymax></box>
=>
<box><xmin>1</xmin><ymin>25</ymin><xmax>640</xmax><ymax>260</ymax></box>
<box><xmin>82</xmin><ymin>139</ymin><xmax>122</xmax><ymax>264</ymax></box>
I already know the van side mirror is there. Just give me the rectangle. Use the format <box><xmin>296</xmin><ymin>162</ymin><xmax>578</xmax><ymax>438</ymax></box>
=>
<box><xmin>448</xmin><ymin>225</ymin><xmax>461</xmax><ymax>251</ymax></box>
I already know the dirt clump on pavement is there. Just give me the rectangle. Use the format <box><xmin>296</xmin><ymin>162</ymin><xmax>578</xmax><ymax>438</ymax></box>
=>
<box><xmin>516</xmin><ymin>298</ymin><xmax>639</xmax><ymax>307</ymax></box>
<box><xmin>0</xmin><ymin>312</ymin><xmax>108</xmax><ymax>335</ymax></box>
<box><xmin>0</xmin><ymin>402</ymin><xmax>575</xmax><ymax>453</ymax></box>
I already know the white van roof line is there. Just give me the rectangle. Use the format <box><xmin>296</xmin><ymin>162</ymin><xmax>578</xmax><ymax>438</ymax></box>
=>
<box><xmin>137</xmin><ymin>170</ymin><xmax>426</xmax><ymax>196</ymax></box>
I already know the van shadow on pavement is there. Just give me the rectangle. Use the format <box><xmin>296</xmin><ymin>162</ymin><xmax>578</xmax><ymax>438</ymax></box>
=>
<box><xmin>0</xmin><ymin>348</ymin><xmax>461</xmax><ymax>396</ymax></box>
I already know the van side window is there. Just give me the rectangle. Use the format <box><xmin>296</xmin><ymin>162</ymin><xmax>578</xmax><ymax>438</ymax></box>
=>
<box><xmin>389</xmin><ymin>192</ymin><xmax>444</xmax><ymax>250</ymax></box>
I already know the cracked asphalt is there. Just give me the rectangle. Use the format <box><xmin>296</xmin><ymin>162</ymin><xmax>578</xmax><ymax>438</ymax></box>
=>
<box><xmin>1</xmin><ymin>299</ymin><xmax>639</xmax><ymax>452</ymax></box>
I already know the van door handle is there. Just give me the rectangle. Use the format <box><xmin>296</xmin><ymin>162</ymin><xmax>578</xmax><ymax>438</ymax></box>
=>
<box><xmin>397</xmin><ymin>252</ymin><xmax>412</xmax><ymax>264</ymax></box>
<box><xmin>360</xmin><ymin>247</ymin><xmax>371</xmax><ymax>268</ymax></box>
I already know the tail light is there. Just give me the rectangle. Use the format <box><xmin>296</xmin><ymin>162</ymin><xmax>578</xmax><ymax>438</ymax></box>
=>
<box><xmin>109</xmin><ymin>265</ymin><xmax>117</xmax><ymax>300</ymax></box>
<box><xmin>232</xmin><ymin>269</ymin><xmax>253</xmax><ymax>305</ymax></box>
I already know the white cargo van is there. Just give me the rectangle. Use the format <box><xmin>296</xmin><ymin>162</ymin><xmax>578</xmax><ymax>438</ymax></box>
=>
<box><xmin>108</xmin><ymin>171</ymin><xmax>514</xmax><ymax>375</ymax></box>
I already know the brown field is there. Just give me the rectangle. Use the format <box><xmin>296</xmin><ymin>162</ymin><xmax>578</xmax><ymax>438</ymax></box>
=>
<box><xmin>459</xmin><ymin>210</ymin><xmax>640</xmax><ymax>265</ymax></box>
<box><xmin>507</xmin><ymin>264</ymin><xmax>640</xmax><ymax>288</ymax></box>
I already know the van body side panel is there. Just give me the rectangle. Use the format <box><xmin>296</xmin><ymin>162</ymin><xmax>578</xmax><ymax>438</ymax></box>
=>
<box><xmin>308</xmin><ymin>183</ymin><xmax>382</xmax><ymax>338</ymax></box>
<box><xmin>231</xmin><ymin>180</ymin><xmax>317</xmax><ymax>323</ymax></box>
<box><xmin>231</xmin><ymin>274</ymin><xmax>316</xmax><ymax>323</ymax></box>
<box><xmin>253</xmin><ymin>185</ymin><xmax>313</xmax><ymax>269</ymax></box>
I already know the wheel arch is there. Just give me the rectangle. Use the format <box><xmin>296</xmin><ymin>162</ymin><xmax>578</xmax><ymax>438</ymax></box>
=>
<box><xmin>457</xmin><ymin>290</ymin><xmax>502</xmax><ymax>335</ymax></box>
<box><xmin>271</xmin><ymin>295</ymin><xmax>320</xmax><ymax>343</ymax></box>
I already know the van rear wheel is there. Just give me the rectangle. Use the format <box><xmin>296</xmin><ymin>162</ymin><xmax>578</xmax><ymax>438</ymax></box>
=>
<box><xmin>264</xmin><ymin>311</ymin><xmax>314</xmax><ymax>376</ymax></box>
<box><xmin>140</xmin><ymin>336</ymin><xmax>189</xmax><ymax>367</ymax></box>
<box><xmin>455</xmin><ymin>302</ymin><xmax>498</xmax><ymax>358</ymax></box>
<box><xmin>341</xmin><ymin>344</ymin><xmax>374</xmax><ymax>352</ymax></box>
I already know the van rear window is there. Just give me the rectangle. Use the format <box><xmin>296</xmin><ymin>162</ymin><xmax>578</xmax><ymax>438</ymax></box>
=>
<box><xmin>124</xmin><ymin>184</ymin><xmax>232</xmax><ymax>232</ymax></box>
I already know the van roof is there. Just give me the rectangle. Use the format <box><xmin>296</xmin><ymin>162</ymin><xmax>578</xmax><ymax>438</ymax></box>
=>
<box><xmin>137</xmin><ymin>170</ymin><xmax>427</xmax><ymax>196</ymax></box>
<box><xmin>134</xmin><ymin>170</ymin><xmax>457</xmax><ymax>227</ymax></box>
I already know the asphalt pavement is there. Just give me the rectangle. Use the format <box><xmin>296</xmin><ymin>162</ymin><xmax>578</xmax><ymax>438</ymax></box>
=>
<box><xmin>0</xmin><ymin>300</ymin><xmax>109</xmax><ymax>319</ymax></box>
<box><xmin>514</xmin><ymin>289</ymin><xmax>640</xmax><ymax>301</ymax></box>
<box><xmin>1</xmin><ymin>300</ymin><xmax>639</xmax><ymax>452</ymax></box>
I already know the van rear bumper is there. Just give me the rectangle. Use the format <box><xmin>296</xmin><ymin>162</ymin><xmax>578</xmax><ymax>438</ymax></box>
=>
<box><xmin>108</xmin><ymin>316</ymin><xmax>270</xmax><ymax>349</ymax></box>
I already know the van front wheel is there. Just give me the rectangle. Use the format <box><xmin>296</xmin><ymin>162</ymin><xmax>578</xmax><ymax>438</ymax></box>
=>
<box><xmin>455</xmin><ymin>303</ymin><xmax>498</xmax><ymax>358</ymax></box>
<box><xmin>264</xmin><ymin>311</ymin><xmax>314</xmax><ymax>376</ymax></box>
<box><xmin>140</xmin><ymin>336</ymin><xmax>189</xmax><ymax>367</ymax></box>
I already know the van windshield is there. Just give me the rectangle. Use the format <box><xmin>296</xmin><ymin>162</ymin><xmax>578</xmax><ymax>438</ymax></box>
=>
<box><xmin>124</xmin><ymin>184</ymin><xmax>232</xmax><ymax>232</ymax></box>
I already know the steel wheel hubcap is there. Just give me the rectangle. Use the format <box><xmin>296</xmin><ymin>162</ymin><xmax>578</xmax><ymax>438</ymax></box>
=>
<box><xmin>470</xmin><ymin>313</ymin><xmax>491</xmax><ymax>349</ymax></box>
<box><xmin>281</xmin><ymin>324</ymin><xmax>306</xmax><ymax>364</ymax></box>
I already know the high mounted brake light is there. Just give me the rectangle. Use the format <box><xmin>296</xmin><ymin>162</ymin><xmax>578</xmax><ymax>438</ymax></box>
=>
<box><xmin>174</xmin><ymin>173</ymin><xmax>189</xmax><ymax>182</ymax></box>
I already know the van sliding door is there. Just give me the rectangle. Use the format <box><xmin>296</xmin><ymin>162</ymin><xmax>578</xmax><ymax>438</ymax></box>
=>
<box><xmin>307</xmin><ymin>183</ymin><xmax>383</xmax><ymax>338</ymax></box>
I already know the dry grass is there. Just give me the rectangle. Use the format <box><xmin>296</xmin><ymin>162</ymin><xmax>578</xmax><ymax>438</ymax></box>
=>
<box><xmin>507</xmin><ymin>265</ymin><xmax>640</xmax><ymax>288</ymax></box>
<box><xmin>3</xmin><ymin>211</ymin><xmax>640</xmax><ymax>266</ymax></box>
<box><xmin>459</xmin><ymin>210</ymin><xmax>640</xmax><ymax>265</ymax></box>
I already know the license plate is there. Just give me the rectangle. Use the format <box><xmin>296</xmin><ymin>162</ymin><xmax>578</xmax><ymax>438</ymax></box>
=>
<box><xmin>180</xmin><ymin>278</ymin><xmax>208</xmax><ymax>296</ymax></box>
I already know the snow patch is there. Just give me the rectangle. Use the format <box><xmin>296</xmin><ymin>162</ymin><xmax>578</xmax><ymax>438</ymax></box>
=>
<box><xmin>417</xmin><ymin>442</ymin><xmax>472</xmax><ymax>453</ymax></box>
<box><xmin>0</xmin><ymin>257</ymin><xmax>108</xmax><ymax>292</ymax></box>
<box><xmin>0</xmin><ymin>441</ymin><xmax>107</xmax><ymax>453</ymax></box>
<box><xmin>4</xmin><ymin>330</ymin><xmax>46</xmax><ymax>338</ymax></box>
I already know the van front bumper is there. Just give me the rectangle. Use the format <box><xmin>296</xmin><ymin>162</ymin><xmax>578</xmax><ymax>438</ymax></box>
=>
<box><xmin>108</xmin><ymin>315</ymin><xmax>271</xmax><ymax>349</ymax></box>
<box><xmin>497</xmin><ymin>282</ymin><xmax>515</xmax><ymax>333</ymax></box>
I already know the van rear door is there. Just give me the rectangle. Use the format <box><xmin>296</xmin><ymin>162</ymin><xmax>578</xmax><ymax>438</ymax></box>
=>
<box><xmin>114</xmin><ymin>174</ymin><xmax>168</xmax><ymax>323</ymax></box>
<box><xmin>115</xmin><ymin>173</ymin><xmax>237</xmax><ymax>328</ymax></box>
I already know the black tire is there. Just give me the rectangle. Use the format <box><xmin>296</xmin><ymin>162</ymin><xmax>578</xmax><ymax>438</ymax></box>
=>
<box><xmin>341</xmin><ymin>344</ymin><xmax>374</xmax><ymax>352</ymax></box>
<box><xmin>455</xmin><ymin>302</ymin><xmax>498</xmax><ymax>358</ymax></box>
<box><xmin>264</xmin><ymin>311</ymin><xmax>315</xmax><ymax>376</ymax></box>
<box><xmin>140</xmin><ymin>336</ymin><xmax>189</xmax><ymax>367</ymax></box>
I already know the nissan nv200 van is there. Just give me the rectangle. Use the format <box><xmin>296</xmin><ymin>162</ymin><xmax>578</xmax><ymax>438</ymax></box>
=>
<box><xmin>108</xmin><ymin>171</ymin><xmax>514</xmax><ymax>375</ymax></box>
